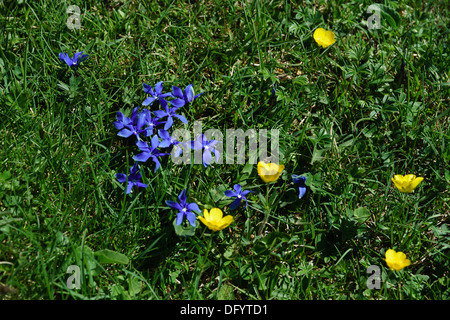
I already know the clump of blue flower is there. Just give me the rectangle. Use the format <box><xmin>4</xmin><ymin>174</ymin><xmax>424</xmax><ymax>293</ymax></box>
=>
<box><xmin>113</xmin><ymin>81</ymin><xmax>207</xmax><ymax>196</ymax></box>
<box><xmin>112</xmin><ymin>81</ymin><xmax>239</xmax><ymax>231</ymax></box>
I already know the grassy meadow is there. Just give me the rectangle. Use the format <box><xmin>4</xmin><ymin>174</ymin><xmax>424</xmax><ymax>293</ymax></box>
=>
<box><xmin>0</xmin><ymin>0</ymin><xmax>449</xmax><ymax>300</ymax></box>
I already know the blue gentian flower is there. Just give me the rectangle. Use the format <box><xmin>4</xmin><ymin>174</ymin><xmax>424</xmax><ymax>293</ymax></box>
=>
<box><xmin>292</xmin><ymin>174</ymin><xmax>307</xmax><ymax>198</ymax></box>
<box><xmin>153</xmin><ymin>100</ymin><xmax>188</xmax><ymax>130</ymax></box>
<box><xmin>166</xmin><ymin>189</ymin><xmax>201</xmax><ymax>227</ymax></box>
<box><xmin>158</xmin><ymin>129</ymin><xmax>185</xmax><ymax>157</ymax></box>
<box><xmin>224</xmin><ymin>184</ymin><xmax>254</xmax><ymax>210</ymax></box>
<box><xmin>190</xmin><ymin>134</ymin><xmax>221</xmax><ymax>167</ymax></box>
<box><xmin>158</xmin><ymin>129</ymin><xmax>177</xmax><ymax>147</ymax></box>
<box><xmin>115</xmin><ymin>108</ymin><xmax>147</xmax><ymax>140</ymax></box>
<box><xmin>114</xmin><ymin>107</ymin><xmax>137</xmax><ymax>133</ymax></box>
<box><xmin>59</xmin><ymin>51</ymin><xmax>89</xmax><ymax>67</ymax></box>
<box><xmin>115</xmin><ymin>162</ymin><xmax>148</xmax><ymax>194</ymax></box>
<box><xmin>133</xmin><ymin>135</ymin><xmax>168</xmax><ymax>172</ymax></box>
<box><xmin>171</xmin><ymin>84</ymin><xmax>204</xmax><ymax>107</ymax></box>
<box><xmin>113</xmin><ymin>110</ymin><xmax>133</xmax><ymax>131</ymax></box>
<box><xmin>140</xmin><ymin>109</ymin><xmax>163</xmax><ymax>137</ymax></box>
<box><xmin>142</xmin><ymin>81</ymin><xmax>174</xmax><ymax>107</ymax></box>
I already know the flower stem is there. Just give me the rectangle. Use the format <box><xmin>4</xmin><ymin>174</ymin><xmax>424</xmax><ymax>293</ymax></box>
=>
<box><xmin>258</xmin><ymin>184</ymin><xmax>271</xmax><ymax>235</ymax></box>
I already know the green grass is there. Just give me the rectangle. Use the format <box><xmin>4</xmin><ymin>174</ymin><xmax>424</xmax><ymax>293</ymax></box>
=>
<box><xmin>0</xmin><ymin>0</ymin><xmax>449</xmax><ymax>300</ymax></box>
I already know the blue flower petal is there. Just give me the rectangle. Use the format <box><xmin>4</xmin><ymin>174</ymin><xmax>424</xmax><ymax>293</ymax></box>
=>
<box><xmin>142</xmin><ymin>96</ymin><xmax>156</xmax><ymax>106</ymax></box>
<box><xmin>229</xmin><ymin>197</ymin><xmax>242</xmax><ymax>210</ymax></box>
<box><xmin>178</xmin><ymin>189</ymin><xmax>187</xmax><ymax>204</ymax></box>
<box><xmin>186</xmin><ymin>211</ymin><xmax>197</xmax><ymax>227</ymax></box>
<box><xmin>171</xmin><ymin>86</ymin><xmax>184</xmax><ymax>99</ymax></box>
<box><xmin>143</xmin><ymin>83</ymin><xmax>152</xmax><ymax>94</ymax></box>
<box><xmin>126</xmin><ymin>181</ymin><xmax>135</xmax><ymax>194</ymax></box>
<box><xmin>166</xmin><ymin>200</ymin><xmax>182</xmax><ymax>211</ymax></box>
<box><xmin>241</xmin><ymin>190</ymin><xmax>254</xmax><ymax>196</ymax></box>
<box><xmin>154</xmin><ymin>81</ymin><xmax>164</xmax><ymax>94</ymax></box>
<box><xmin>176</xmin><ymin>212</ymin><xmax>184</xmax><ymax>226</ymax></box>
<box><xmin>174</xmin><ymin>113</ymin><xmax>188</xmax><ymax>124</ymax></box>
<box><xmin>170</xmin><ymin>98</ymin><xmax>185</xmax><ymax>108</ymax></box>
<box><xmin>115</xmin><ymin>173</ymin><xmax>127</xmax><ymax>183</ymax></box>
<box><xmin>133</xmin><ymin>152</ymin><xmax>151</xmax><ymax>162</ymax></box>
<box><xmin>184</xmin><ymin>84</ymin><xmax>194</xmax><ymax>102</ymax></box>
<box><xmin>224</xmin><ymin>190</ymin><xmax>237</xmax><ymax>197</ymax></box>
<box><xmin>136</xmin><ymin>140</ymin><xmax>150</xmax><ymax>152</ymax></box>
<box><xmin>163</xmin><ymin>116</ymin><xmax>173</xmax><ymax>130</ymax></box>
<box><xmin>187</xmin><ymin>202</ymin><xmax>201</xmax><ymax>213</ymax></box>
<box><xmin>203</xmin><ymin>150</ymin><xmax>212</xmax><ymax>166</ymax></box>
<box><xmin>117</xmin><ymin>129</ymin><xmax>134</xmax><ymax>138</ymax></box>
<box><xmin>298</xmin><ymin>186</ymin><xmax>307</xmax><ymax>199</ymax></box>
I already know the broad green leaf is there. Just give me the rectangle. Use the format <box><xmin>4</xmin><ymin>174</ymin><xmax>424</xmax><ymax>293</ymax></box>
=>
<box><xmin>378</xmin><ymin>4</ymin><xmax>401</xmax><ymax>29</ymax></box>
<box><xmin>173</xmin><ymin>218</ymin><xmax>198</xmax><ymax>237</ymax></box>
<box><xmin>353</xmin><ymin>207</ymin><xmax>371</xmax><ymax>223</ymax></box>
<box><xmin>74</xmin><ymin>245</ymin><xmax>97</xmax><ymax>271</ymax></box>
<box><xmin>217</xmin><ymin>283</ymin><xmax>235</xmax><ymax>300</ymax></box>
<box><xmin>94</xmin><ymin>249</ymin><xmax>130</xmax><ymax>265</ymax></box>
<box><xmin>311</xmin><ymin>147</ymin><xmax>325</xmax><ymax>164</ymax></box>
<box><xmin>293</xmin><ymin>75</ymin><xmax>308</xmax><ymax>86</ymax></box>
<box><xmin>127</xmin><ymin>275</ymin><xmax>143</xmax><ymax>297</ymax></box>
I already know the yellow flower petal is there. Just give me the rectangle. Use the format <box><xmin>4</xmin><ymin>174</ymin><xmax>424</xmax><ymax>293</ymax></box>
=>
<box><xmin>202</xmin><ymin>208</ymin><xmax>211</xmax><ymax>221</ymax></box>
<box><xmin>218</xmin><ymin>215</ymin><xmax>233</xmax><ymax>230</ymax></box>
<box><xmin>197</xmin><ymin>215</ymin><xmax>213</xmax><ymax>230</ymax></box>
<box><xmin>409</xmin><ymin>176</ymin><xmax>424</xmax><ymax>191</ymax></box>
<box><xmin>209</xmin><ymin>208</ymin><xmax>223</xmax><ymax>222</ymax></box>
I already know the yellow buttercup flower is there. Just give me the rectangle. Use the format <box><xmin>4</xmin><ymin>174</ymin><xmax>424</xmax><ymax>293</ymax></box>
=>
<box><xmin>313</xmin><ymin>28</ymin><xmax>336</xmax><ymax>48</ymax></box>
<box><xmin>257</xmin><ymin>161</ymin><xmax>284</xmax><ymax>183</ymax></box>
<box><xmin>391</xmin><ymin>174</ymin><xmax>424</xmax><ymax>193</ymax></box>
<box><xmin>198</xmin><ymin>208</ymin><xmax>233</xmax><ymax>232</ymax></box>
<box><xmin>384</xmin><ymin>249</ymin><xmax>411</xmax><ymax>271</ymax></box>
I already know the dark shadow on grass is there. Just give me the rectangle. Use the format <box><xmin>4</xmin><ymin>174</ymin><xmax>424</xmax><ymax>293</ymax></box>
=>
<box><xmin>133</xmin><ymin>219</ymin><xmax>180</xmax><ymax>271</ymax></box>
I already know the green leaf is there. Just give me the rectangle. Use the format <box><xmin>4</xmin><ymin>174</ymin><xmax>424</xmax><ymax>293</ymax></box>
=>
<box><xmin>241</xmin><ymin>161</ymin><xmax>253</xmax><ymax>177</ymax></box>
<box><xmin>311</xmin><ymin>147</ymin><xmax>326</xmax><ymax>164</ymax></box>
<box><xmin>0</xmin><ymin>171</ymin><xmax>12</xmax><ymax>182</ymax></box>
<box><xmin>173</xmin><ymin>218</ymin><xmax>198</xmax><ymax>237</ymax></box>
<box><xmin>209</xmin><ymin>184</ymin><xmax>227</xmax><ymax>203</ymax></box>
<box><xmin>57</xmin><ymin>80</ymin><xmax>69</xmax><ymax>91</ymax></box>
<box><xmin>127</xmin><ymin>275</ymin><xmax>143</xmax><ymax>297</ymax></box>
<box><xmin>109</xmin><ymin>284</ymin><xmax>129</xmax><ymax>300</ymax></box>
<box><xmin>293</xmin><ymin>75</ymin><xmax>308</xmax><ymax>86</ymax></box>
<box><xmin>379</xmin><ymin>4</ymin><xmax>401</xmax><ymax>29</ymax></box>
<box><xmin>353</xmin><ymin>207</ymin><xmax>371</xmax><ymax>223</ymax></box>
<box><xmin>74</xmin><ymin>245</ymin><xmax>97</xmax><ymax>271</ymax></box>
<box><xmin>94</xmin><ymin>249</ymin><xmax>130</xmax><ymax>265</ymax></box>
<box><xmin>217</xmin><ymin>283</ymin><xmax>235</xmax><ymax>300</ymax></box>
